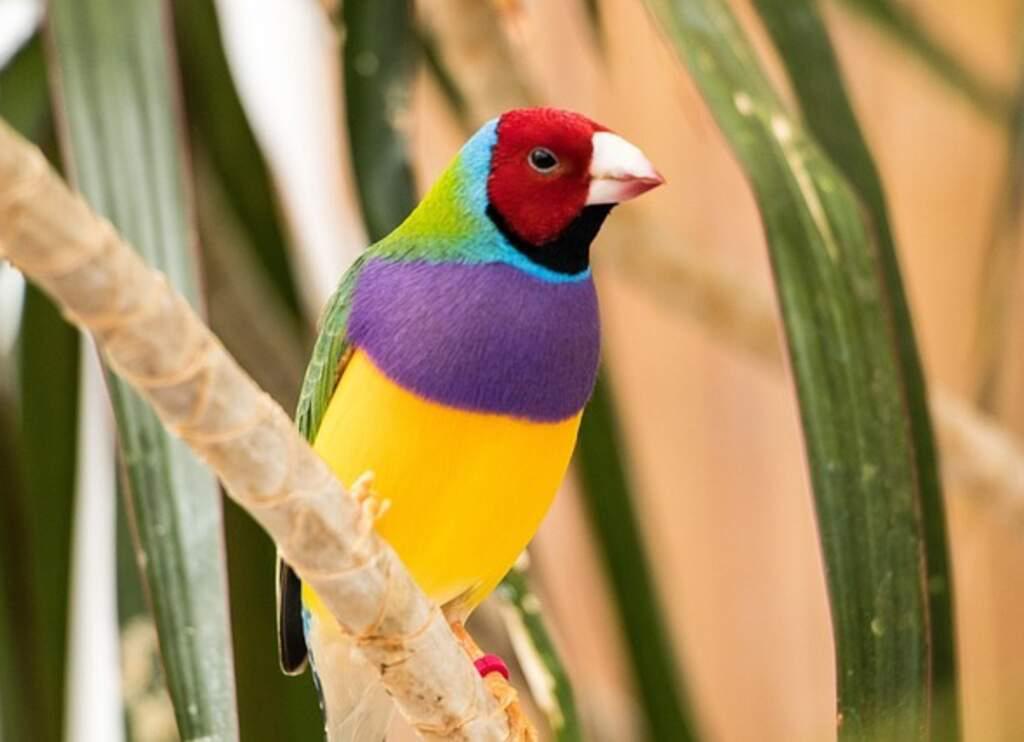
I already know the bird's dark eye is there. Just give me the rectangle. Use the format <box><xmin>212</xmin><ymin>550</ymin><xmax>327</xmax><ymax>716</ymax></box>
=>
<box><xmin>528</xmin><ymin>147</ymin><xmax>559</xmax><ymax>173</ymax></box>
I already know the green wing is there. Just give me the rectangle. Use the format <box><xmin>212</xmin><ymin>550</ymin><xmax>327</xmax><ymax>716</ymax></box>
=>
<box><xmin>277</xmin><ymin>254</ymin><xmax>367</xmax><ymax>674</ymax></box>
<box><xmin>295</xmin><ymin>254</ymin><xmax>367</xmax><ymax>440</ymax></box>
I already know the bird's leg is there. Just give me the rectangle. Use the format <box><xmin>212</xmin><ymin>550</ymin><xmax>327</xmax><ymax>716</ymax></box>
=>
<box><xmin>350</xmin><ymin>471</ymin><xmax>390</xmax><ymax>524</ymax></box>
<box><xmin>443</xmin><ymin>589</ymin><xmax>516</xmax><ymax>680</ymax></box>
<box><xmin>448</xmin><ymin>620</ymin><xmax>483</xmax><ymax>659</ymax></box>
<box><xmin>448</xmin><ymin>620</ymin><xmax>537</xmax><ymax>740</ymax></box>
<box><xmin>449</xmin><ymin>620</ymin><xmax>510</xmax><ymax>681</ymax></box>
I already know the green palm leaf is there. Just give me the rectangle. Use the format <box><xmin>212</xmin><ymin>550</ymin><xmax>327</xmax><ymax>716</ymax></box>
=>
<box><xmin>576</xmin><ymin>378</ymin><xmax>697</xmax><ymax>741</ymax></box>
<box><xmin>646</xmin><ymin>0</ymin><xmax>954</xmax><ymax>737</ymax></box>
<box><xmin>46</xmin><ymin>0</ymin><xmax>239</xmax><ymax>737</ymax></box>
<box><xmin>752</xmin><ymin>1</ymin><xmax>958</xmax><ymax>735</ymax></box>
<box><xmin>343</xmin><ymin>0</ymin><xmax>418</xmax><ymax>242</ymax></box>
<box><xmin>1</xmin><ymin>35</ymin><xmax>76</xmax><ymax>742</ymax></box>
<box><xmin>3</xmin><ymin>285</ymin><xmax>79</xmax><ymax>742</ymax></box>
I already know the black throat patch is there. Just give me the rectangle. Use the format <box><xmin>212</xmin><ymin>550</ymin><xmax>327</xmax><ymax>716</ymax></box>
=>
<box><xmin>486</xmin><ymin>203</ymin><xmax>614</xmax><ymax>275</ymax></box>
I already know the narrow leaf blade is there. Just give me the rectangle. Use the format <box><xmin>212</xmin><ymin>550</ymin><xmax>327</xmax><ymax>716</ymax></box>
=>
<box><xmin>645</xmin><ymin>0</ymin><xmax>950</xmax><ymax>737</ymax></box>
<box><xmin>171</xmin><ymin>0</ymin><xmax>302</xmax><ymax>317</ymax></box>
<box><xmin>575</xmin><ymin>377</ymin><xmax>697</xmax><ymax>742</ymax></box>
<box><xmin>5</xmin><ymin>286</ymin><xmax>79</xmax><ymax>742</ymax></box>
<box><xmin>0</xmin><ymin>34</ymin><xmax>69</xmax><ymax>742</ymax></box>
<box><xmin>0</xmin><ymin>33</ymin><xmax>48</xmax><ymax>143</ymax></box>
<box><xmin>752</xmin><ymin>1</ymin><xmax>958</xmax><ymax>736</ymax></box>
<box><xmin>46</xmin><ymin>0</ymin><xmax>239</xmax><ymax>737</ymax></box>
<box><xmin>497</xmin><ymin>568</ymin><xmax>583</xmax><ymax>742</ymax></box>
<box><xmin>343</xmin><ymin>0</ymin><xmax>418</xmax><ymax>242</ymax></box>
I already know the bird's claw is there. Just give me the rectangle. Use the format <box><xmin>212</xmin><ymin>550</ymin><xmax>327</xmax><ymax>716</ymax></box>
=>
<box><xmin>351</xmin><ymin>471</ymin><xmax>390</xmax><ymax>530</ymax></box>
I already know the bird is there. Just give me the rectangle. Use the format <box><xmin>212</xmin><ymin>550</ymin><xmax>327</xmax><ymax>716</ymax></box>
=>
<box><xmin>276</xmin><ymin>107</ymin><xmax>663</xmax><ymax>741</ymax></box>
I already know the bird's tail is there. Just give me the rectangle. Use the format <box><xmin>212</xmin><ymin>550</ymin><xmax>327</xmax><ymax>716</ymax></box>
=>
<box><xmin>305</xmin><ymin>610</ymin><xmax>394</xmax><ymax>742</ymax></box>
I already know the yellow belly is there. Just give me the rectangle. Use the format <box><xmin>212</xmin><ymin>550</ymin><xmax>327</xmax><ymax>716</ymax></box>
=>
<box><xmin>307</xmin><ymin>349</ymin><xmax>580</xmax><ymax>613</ymax></box>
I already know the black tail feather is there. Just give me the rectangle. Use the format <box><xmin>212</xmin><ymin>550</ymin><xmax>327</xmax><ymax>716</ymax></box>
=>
<box><xmin>276</xmin><ymin>557</ymin><xmax>308</xmax><ymax>674</ymax></box>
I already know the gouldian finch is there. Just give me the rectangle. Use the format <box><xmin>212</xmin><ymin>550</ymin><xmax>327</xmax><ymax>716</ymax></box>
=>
<box><xmin>277</xmin><ymin>107</ymin><xmax>663</xmax><ymax>740</ymax></box>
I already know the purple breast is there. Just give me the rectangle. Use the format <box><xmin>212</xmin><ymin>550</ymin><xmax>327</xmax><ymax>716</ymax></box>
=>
<box><xmin>347</xmin><ymin>259</ymin><xmax>601</xmax><ymax>422</ymax></box>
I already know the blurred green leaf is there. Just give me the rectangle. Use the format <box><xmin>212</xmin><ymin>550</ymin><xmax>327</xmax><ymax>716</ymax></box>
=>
<box><xmin>171</xmin><ymin>0</ymin><xmax>302</xmax><ymax>317</ymax></box>
<box><xmin>1</xmin><ymin>38</ymin><xmax>71</xmax><ymax>742</ymax></box>
<box><xmin>497</xmin><ymin>568</ymin><xmax>582</xmax><ymax>742</ymax></box>
<box><xmin>192</xmin><ymin>151</ymin><xmax>308</xmax><ymax>409</ymax></box>
<box><xmin>576</xmin><ymin>377</ymin><xmax>696</xmax><ymax>742</ymax></box>
<box><xmin>223</xmin><ymin>502</ymin><xmax>324</xmax><ymax>742</ymax></box>
<box><xmin>415</xmin><ymin>23</ymin><xmax>471</xmax><ymax>132</ymax></box>
<box><xmin>116</xmin><ymin>476</ymin><xmax>149</xmax><ymax>629</ymax></box>
<box><xmin>5</xmin><ymin>286</ymin><xmax>80</xmax><ymax>742</ymax></box>
<box><xmin>647</xmin><ymin>0</ymin><xmax>952</xmax><ymax>738</ymax></box>
<box><xmin>116</xmin><ymin>474</ymin><xmax>176</xmax><ymax>742</ymax></box>
<box><xmin>0</xmin><ymin>34</ymin><xmax>48</xmax><ymax>143</ymax></box>
<box><xmin>0</xmin><ymin>379</ymin><xmax>33</xmax><ymax>742</ymax></box>
<box><xmin>832</xmin><ymin>0</ymin><xmax>1010</xmax><ymax>122</ymax></box>
<box><xmin>582</xmin><ymin>0</ymin><xmax>605</xmax><ymax>50</ymax></box>
<box><xmin>752</xmin><ymin>3</ymin><xmax>959</xmax><ymax>737</ymax></box>
<box><xmin>343</xmin><ymin>0</ymin><xmax>418</xmax><ymax>241</ymax></box>
<box><xmin>46</xmin><ymin>0</ymin><xmax>239</xmax><ymax>738</ymax></box>
<box><xmin>971</xmin><ymin>32</ymin><xmax>1024</xmax><ymax>410</ymax></box>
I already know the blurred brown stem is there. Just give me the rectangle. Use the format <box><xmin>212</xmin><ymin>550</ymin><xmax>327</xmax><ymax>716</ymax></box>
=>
<box><xmin>417</xmin><ymin>0</ymin><xmax>536</xmax><ymax>127</ymax></box>
<box><xmin>597</xmin><ymin>212</ymin><xmax>1024</xmax><ymax>517</ymax></box>
<box><xmin>192</xmin><ymin>149</ymin><xmax>309</xmax><ymax>409</ymax></box>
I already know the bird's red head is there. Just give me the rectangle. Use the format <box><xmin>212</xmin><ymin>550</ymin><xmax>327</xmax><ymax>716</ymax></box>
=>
<box><xmin>487</xmin><ymin>108</ymin><xmax>663</xmax><ymax>248</ymax></box>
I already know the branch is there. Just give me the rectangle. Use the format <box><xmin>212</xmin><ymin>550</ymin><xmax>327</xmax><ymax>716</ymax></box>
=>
<box><xmin>0</xmin><ymin>120</ymin><xmax>527</xmax><ymax>742</ymax></box>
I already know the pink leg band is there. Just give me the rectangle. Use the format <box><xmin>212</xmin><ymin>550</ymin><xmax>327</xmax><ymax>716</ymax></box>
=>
<box><xmin>474</xmin><ymin>654</ymin><xmax>510</xmax><ymax>681</ymax></box>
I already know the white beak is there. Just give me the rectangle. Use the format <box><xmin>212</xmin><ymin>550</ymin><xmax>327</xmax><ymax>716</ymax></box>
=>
<box><xmin>586</xmin><ymin>131</ymin><xmax>664</xmax><ymax>205</ymax></box>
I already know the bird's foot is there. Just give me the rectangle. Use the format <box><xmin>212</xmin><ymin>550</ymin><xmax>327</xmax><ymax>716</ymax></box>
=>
<box><xmin>350</xmin><ymin>470</ymin><xmax>376</xmax><ymax>503</ymax></box>
<box><xmin>448</xmin><ymin>620</ymin><xmax>536</xmax><ymax>740</ymax></box>
<box><xmin>350</xmin><ymin>470</ymin><xmax>390</xmax><ymax>525</ymax></box>
<box><xmin>448</xmin><ymin>621</ymin><xmax>510</xmax><ymax>679</ymax></box>
<box><xmin>448</xmin><ymin>620</ymin><xmax>480</xmax><ymax>656</ymax></box>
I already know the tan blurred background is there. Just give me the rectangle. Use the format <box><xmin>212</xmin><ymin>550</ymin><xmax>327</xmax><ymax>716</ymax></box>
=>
<box><xmin>400</xmin><ymin>1</ymin><xmax>1024</xmax><ymax>740</ymax></box>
